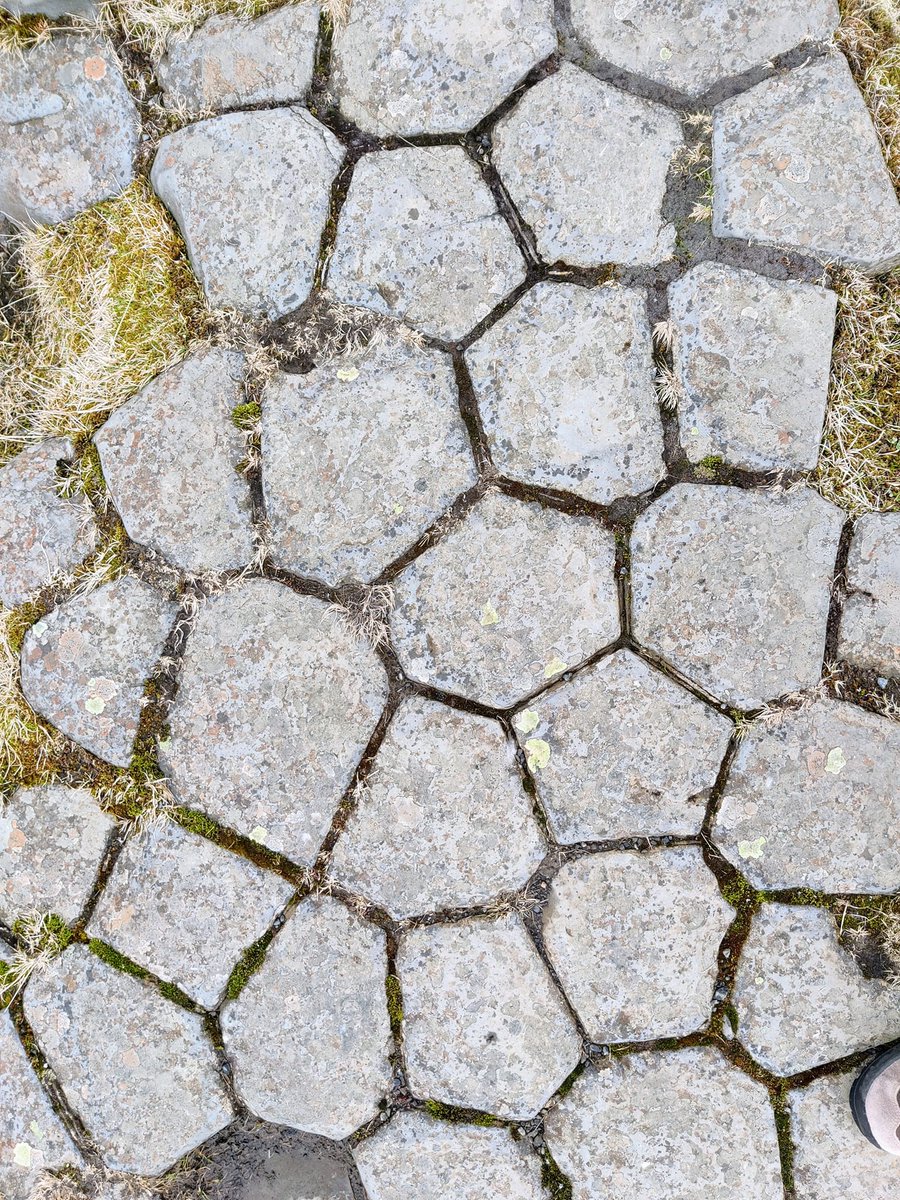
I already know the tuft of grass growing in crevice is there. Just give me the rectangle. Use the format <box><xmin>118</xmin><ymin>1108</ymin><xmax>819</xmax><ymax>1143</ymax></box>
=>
<box><xmin>0</xmin><ymin>11</ymin><xmax>52</xmax><ymax>53</ymax></box>
<box><xmin>837</xmin><ymin>0</ymin><xmax>900</xmax><ymax>187</ymax></box>
<box><xmin>0</xmin><ymin>605</ymin><xmax>64</xmax><ymax>798</ymax></box>
<box><xmin>1</xmin><ymin>912</ymin><xmax>75</xmax><ymax>1003</ymax></box>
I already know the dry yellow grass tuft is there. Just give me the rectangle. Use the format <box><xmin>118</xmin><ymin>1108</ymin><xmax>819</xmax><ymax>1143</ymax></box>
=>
<box><xmin>0</xmin><ymin>11</ymin><xmax>53</xmax><ymax>54</ymax></box>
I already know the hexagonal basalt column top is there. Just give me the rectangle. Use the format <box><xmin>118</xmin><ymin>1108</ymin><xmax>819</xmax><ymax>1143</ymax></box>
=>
<box><xmin>631</xmin><ymin>484</ymin><xmax>843</xmax><ymax>708</ymax></box>
<box><xmin>390</xmin><ymin>490</ymin><xmax>618</xmax><ymax>708</ymax></box>
<box><xmin>327</xmin><ymin>146</ymin><xmax>527</xmax><ymax>342</ymax></box>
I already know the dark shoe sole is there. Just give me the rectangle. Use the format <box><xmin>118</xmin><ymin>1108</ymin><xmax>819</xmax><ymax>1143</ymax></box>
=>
<box><xmin>849</xmin><ymin>1042</ymin><xmax>900</xmax><ymax>1151</ymax></box>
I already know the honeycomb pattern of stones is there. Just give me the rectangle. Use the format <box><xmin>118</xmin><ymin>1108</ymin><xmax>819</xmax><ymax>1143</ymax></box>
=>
<box><xmin>327</xmin><ymin>146</ymin><xmax>526</xmax><ymax>341</ymax></box>
<box><xmin>465</xmin><ymin>282</ymin><xmax>665</xmax><ymax>503</ymax></box>
<box><xmin>0</xmin><ymin>438</ymin><xmax>97</xmax><ymax>608</ymax></box>
<box><xmin>262</xmin><ymin>335</ymin><xmax>477</xmax><ymax>585</ymax></box>
<box><xmin>493</xmin><ymin>63</ymin><xmax>683</xmax><ymax>266</ymax></box>
<box><xmin>512</xmin><ymin>648</ymin><xmax>733</xmax><ymax>842</ymax></box>
<box><xmin>838</xmin><ymin>512</ymin><xmax>900</xmax><ymax>678</ymax></box>
<box><xmin>631</xmin><ymin>485</ymin><xmax>843</xmax><ymax>708</ymax></box>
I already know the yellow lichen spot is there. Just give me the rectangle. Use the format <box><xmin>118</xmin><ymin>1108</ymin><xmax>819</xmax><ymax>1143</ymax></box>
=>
<box><xmin>393</xmin><ymin>503</ymin><xmax>404</xmax><ymax>515</ymax></box>
<box><xmin>738</xmin><ymin>836</ymin><xmax>767</xmax><ymax>860</ymax></box>
<box><xmin>480</xmin><ymin>601</ymin><xmax>499</xmax><ymax>627</ymax></box>
<box><xmin>525</xmin><ymin>738</ymin><xmax>551</xmax><ymax>771</ymax></box>
<box><xmin>336</xmin><ymin>366</ymin><xmax>359</xmax><ymax>382</ymax></box>
<box><xmin>514</xmin><ymin>709</ymin><xmax>540</xmax><ymax>735</ymax></box>
<box><xmin>543</xmin><ymin>656</ymin><xmax>568</xmax><ymax>678</ymax></box>
<box><xmin>825</xmin><ymin>747</ymin><xmax>846</xmax><ymax>774</ymax></box>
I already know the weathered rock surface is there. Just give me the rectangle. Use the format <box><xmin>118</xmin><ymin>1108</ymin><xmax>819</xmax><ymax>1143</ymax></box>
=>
<box><xmin>160</xmin><ymin>578</ymin><xmax>387</xmax><ymax>863</ymax></box>
<box><xmin>0</xmin><ymin>784</ymin><xmax>115</xmax><ymax>925</ymax></box>
<box><xmin>330</xmin><ymin>0</ymin><xmax>556</xmax><ymax>135</ymax></box>
<box><xmin>262</xmin><ymin>336</ymin><xmax>476</xmax><ymax>584</ymax></box>
<box><xmin>24</xmin><ymin>946</ymin><xmax>232</xmax><ymax>1175</ymax></box>
<box><xmin>838</xmin><ymin>512</ymin><xmax>900</xmax><ymax>678</ymax></box>
<box><xmin>391</xmin><ymin>489</ymin><xmax>619</xmax><ymax>707</ymax></box>
<box><xmin>493</xmin><ymin>63</ymin><xmax>683</xmax><ymax>266</ymax></box>
<box><xmin>152</xmin><ymin>108</ymin><xmax>343</xmax><ymax>317</ymax></box>
<box><xmin>712</xmin><ymin>699</ymin><xmax>900</xmax><ymax>892</ymax></box>
<box><xmin>399</xmin><ymin>913</ymin><xmax>581</xmax><ymax>1118</ymax></box>
<box><xmin>329</xmin><ymin>697</ymin><xmax>545</xmax><ymax>917</ymax></box>
<box><xmin>669</xmin><ymin>263</ymin><xmax>837</xmax><ymax>471</ymax></box>
<box><xmin>3</xmin><ymin>1</ymin><xmax>95</xmax><ymax>14</ymax></box>
<box><xmin>21</xmin><ymin>575</ymin><xmax>177</xmax><ymax>767</ymax></box>
<box><xmin>327</xmin><ymin>146</ymin><xmax>526</xmax><ymax>341</ymax></box>
<box><xmin>712</xmin><ymin>54</ymin><xmax>900</xmax><ymax>273</ymax></box>
<box><xmin>88</xmin><ymin>821</ymin><xmax>293</xmax><ymax>1009</ymax></box>
<box><xmin>465</xmin><ymin>282</ymin><xmax>665</xmax><ymax>502</ymax></box>
<box><xmin>0</xmin><ymin>36</ymin><xmax>139</xmax><ymax>226</ymax></box>
<box><xmin>544</xmin><ymin>1048</ymin><xmax>783</xmax><ymax>1199</ymax></box>
<box><xmin>221</xmin><ymin>897</ymin><xmax>392</xmax><ymax>1139</ymax></box>
<box><xmin>95</xmin><ymin>349</ymin><xmax>254</xmax><ymax>574</ymax></box>
<box><xmin>631</xmin><ymin>485</ymin><xmax>843</xmax><ymax>707</ymax></box>
<box><xmin>513</xmin><ymin>649</ymin><xmax>732</xmax><ymax>842</ymax></box>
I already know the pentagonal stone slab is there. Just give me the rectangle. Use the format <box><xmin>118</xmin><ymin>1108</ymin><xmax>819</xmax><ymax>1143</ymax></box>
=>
<box><xmin>0</xmin><ymin>784</ymin><xmax>115</xmax><ymax>925</ymax></box>
<box><xmin>570</xmin><ymin>0</ymin><xmax>839</xmax><ymax>97</ymax></box>
<box><xmin>492</xmin><ymin>63</ymin><xmax>683</xmax><ymax>267</ymax></box>
<box><xmin>512</xmin><ymin>649</ymin><xmax>732</xmax><ymax>842</ymax></box>
<box><xmin>838</xmin><ymin>512</ymin><xmax>900</xmax><ymax>678</ymax></box>
<box><xmin>712</xmin><ymin>699</ymin><xmax>900</xmax><ymax>892</ymax></box>
<box><xmin>160</xmin><ymin>578</ymin><xmax>387</xmax><ymax>863</ymax></box>
<box><xmin>391</xmin><ymin>490</ymin><xmax>618</xmax><ymax>707</ymax></box>
<box><xmin>157</xmin><ymin>5</ymin><xmax>320</xmax><ymax>114</ymax></box>
<box><xmin>465</xmin><ymin>283</ymin><xmax>665</xmax><ymax>502</ymax></box>
<box><xmin>0</xmin><ymin>1010</ymin><xmax>81</xmax><ymax>1200</ymax></box>
<box><xmin>733</xmin><ymin>904</ymin><xmax>900</xmax><ymax>1075</ymax></box>
<box><xmin>791</xmin><ymin>1072</ymin><xmax>900</xmax><ymax>1200</ymax></box>
<box><xmin>544</xmin><ymin>1048</ymin><xmax>783</xmax><ymax>1199</ymax></box>
<box><xmin>330</xmin><ymin>0</ymin><xmax>555</xmax><ymax>136</ymax></box>
<box><xmin>151</xmin><ymin>108</ymin><xmax>343</xmax><ymax>317</ymax></box>
<box><xmin>24</xmin><ymin>946</ymin><xmax>232</xmax><ymax>1175</ymax></box>
<box><xmin>21</xmin><ymin>576</ymin><xmax>177</xmax><ymax>767</ymax></box>
<box><xmin>262</xmin><ymin>336</ymin><xmax>476</xmax><ymax>585</ymax></box>
<box><xmin>544</xmin><ymin>849</ymin><xmax>733</xmax><ymax>1042</ymax></box>
<box><xmin>95</xmin><ymin>349</ymin><xmax>253</xmax><ymax>575</ymax></box>
<box><xmin>631</xmin><ymin>485</ymin><xmax>843</xmax><ymax>708</ymax></box>
<box><xmin>88</xmin><ymin>821</ymin><xmax>293</xmax><ymax>1009</ymax></box>
<box><xmin>221</xmin><ymin>896</ymin><xmax>392</xmax><ymax>1138</ymax></box>
<box><xmin>399</xmin><ymin>913</ymin><xmax>581</xmax><ymax>1118</ymax></box>
<box><xmin>329</xmin><ymin>697</ymin><xmax>545</xmax><ymax>918</ymax></box>
<box><xmin>0</xmin><ymin>439</ymin><xmax>97</xmax><ymax>607</ymax></box>
<box><xmin>354</xmin><ymin>1111</ymin><xmax>545</xmax><ymax>1200</ymax></box>
<box><xmin>712</xmin><ymin>54</ymin><xmax>900</xmax><ymax>273</ymax></box>
<box><xmin>669</xmin><ymin>263</ymin><xmax>837</xmax><ymax>471</ymax></box>
<box><xmin>327</xmin><ymin>146</ymin><xmax>526</xmax><ymax>341</ymax></box>
<box><xmin>0</xmin><ymin>36</ymin><xmax>139</xmax><ymax>226</ymax></box>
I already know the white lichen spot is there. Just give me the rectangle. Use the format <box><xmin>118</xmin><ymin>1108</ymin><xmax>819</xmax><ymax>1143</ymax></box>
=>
<box><xmin>31</xmin><ymin>620</ymin><xmax>48</xmax><ymax>638</ymax></box>
<box><xmin>158</xmin><ymin>736</ymin><xmax>172</xmax><ymax>752</ymax></box>
<box><xmin>336</xmin><ymin>366</ymin><xmax>360</xmax><ymax>382</ymax></box>
<box><xmin>514</xmin><ymin>708</ymin><xmax>540</xmax><ymax>734</ymax></box>
<box><xmin>543</xmin><ymin>655</ymin><xmax>568</xmax><ymax>678</ymax></box>
<box><xmin>525</xmin><ymin>737</ymin><xmax>551</xmax><ymax>771</ymax></box>
<box><xmin>249</xmin><ymin>826</ymin><xmax>268</xmax><ymax>843</ymax></box>
<box><xmin>393</xmin><ymin>503</ymin><xmax>404</xmax><ymax>515</ymax></box>
<box><xmin>660</xmin><ymin>45</ymin><xmax>673</xmax><ymax>61</ymax></box>
<box><xmin>480</xmin><ymin>601</ymin><xmax>499</xmax><ymax>627</ymax></box>
<box><xmin>737</xmin><ymin>836</ymin><xmax>767</xmax><ymax>860</ymax></box>
<box><xmin>824</xmin><ymin>747</ymin><xmax>846</xmax><ymax>775</ymax></box>
<box><xmin>84</xmin><ymin>696</ymin><xmax>105</xmax><ymax>715</ymax></box>
<box><xmin>13</xmin><ymin>1143</ymin><xmax>33</xmax><ymax>1168</ymax></box>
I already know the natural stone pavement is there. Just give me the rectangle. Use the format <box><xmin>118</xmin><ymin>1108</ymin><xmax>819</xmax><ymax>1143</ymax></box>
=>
<box><xmin>2</xmin><ymin>4</ymin><xmax>900</xmax><ymax>1200</ymax></box>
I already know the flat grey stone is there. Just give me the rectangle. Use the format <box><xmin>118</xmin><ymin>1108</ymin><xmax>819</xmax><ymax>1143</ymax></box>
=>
<box><xmin>493</xmin><ymin>63</ymin><xmax>683</xmax><ymax>267</ymax></box>
<box><xmin>158</xmin><ymin>5</ymin><xmax>320</xmax><ymax>114</ymax></box>
<box><xmin>732</xmin><ymin>904</ymin><xmax>900</xmax><ymax>1075</ymax></box>
<box><xmin>330</xmin><ymin>0</ymin><xmax>556</xmax><ymax>135</ymax></box>
<box><xmin>391</xmin><ymin>489</ymin><xmax>619</xmax><ymax>707</ymax></box>
<box><xmin>354</xmin><ymin>1111</ymin><xmax>545</xmax><ymax>1200</ymax></box>
<box><xmin>791</xmin><ymin>1071</ymin><xmax>900</xmax><ymax>1200</ymax></box>
<box><xmin>570</xmin><ymin>0</ymin><xmax>839</xmax><ymax>97</ymax></box>
<box><xmin>327</xmin><ymin>146</ymin><xmax>526</xmax><ymax>341</ymax></box>
<box><xmin>631</xmin><ymin>485</ymin><xmax>843</xmax><ymax>708</ymax></box>
<box><xmin>0</xmin><ymin>1010</ymin><xmax>80</xmax><ymax>1200</ymax></box>
<box><xmin>0</xmin><ymin>784</ymin><xmax>115</xmax><ymax>926</ymax></box>
<box><xmin>544</xmin><ymin>849</ymin><xmax>733</xmax><ymax>1042</ymax></box>
<box><xmin>329</xmin><ymin>696</ymin><xmax>545</xmax><ymax>918</ymax></box>
<box><xmin>712</xmin><ymin>54</ymin><xmax>900</xmax><ymax>273</ymax></box>
<box><xmin>262</xmin><ymin>335</ymin><xmax>476</xmax><ymax>585</ymax></box>
<box><xmin>399</xmin><ymin>913</ymin><xmax>581</xmax><ymax>1118</ymax></box>
<box><xmin>151</xmin><ymin>108</ymin><xmax>343</xmax><ymax>317</ymax></box>
<box><xmin>94</xmin><ymin>349</ymin><xmax>254</xmax><ymax>575</ymax></box>
<box><xmin>465</xmin><ymin>282</ymin><xmax>665</xmax><ymax>502</ymax></box>
<box><xmin>512</xmin><ymin>649</ymin><xmax>732</xmax><ymax>842</ymax></box>
<box><xmin>21</xmin><ymin>576</ymin><xmax>177</xmax><ymax>767</ymax></box>
<box><xmin>2</xmin><ymin>1</ymin><xmax>95</xmax><ymax>14</ymax></box>
<box><xmin>712</xmin><ymin>699</ymin><xmax>900</xmax><ymax>892</ymax></box>
<box><xmin>88</xmin><ymin>821</ymin><xmax>294</xmax><ymax>1009</ymax></box>
<box><xmin>544</xmin><ymin>1047</ymin><xmax>783</xmax><ymax>1199</ymax></box>
<box><xmin>221</xmin><ymin>896</ymin><xmax>392</xmax><ymax>1139</ymax></box>
<box><xmin>838</xmin><ymin>512</ymin><xmax>900</xmax><ymax>678</ymax></box>
<box><xmin>0</xmin><ymin>36</ymin><xmax>139</xmax><ymax>226</ymax></box>
<box><xmin>0</xmin><ymin>438</ymin><xmax>96</xmax><ymax>608</ymax></box>
<box><xmin>24</xmin><ymin>945</ymin><xmax>232</xmax><ymax>1175</ymax></box>
<box><xmin>669</xmin><ymin>263</ymin><xmax>837</xmax><ymax>471</ymax></box>
<box><xmin>160</xmin><ymin>578</ymin><xmax>387</xmax><ymax>863</ymax></box>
